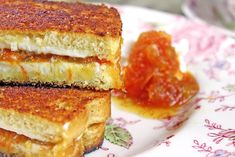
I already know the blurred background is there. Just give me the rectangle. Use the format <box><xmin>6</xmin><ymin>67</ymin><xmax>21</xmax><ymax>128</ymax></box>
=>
<box><xmin>84</xmin><ymin>0</ymin><xmax>184</xmax><ymax>14</ymax></box>
<box><xmin>83</xmin><ymin>0</ymin><xmax>235</xmax><ymax>32</ymax></box>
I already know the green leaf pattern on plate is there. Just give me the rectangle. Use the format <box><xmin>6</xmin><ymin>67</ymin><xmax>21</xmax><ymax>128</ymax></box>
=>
<box><xmin>105</xmin><ymin>124</ymin><xmax>133</xmax><ymax>149</ymax></box>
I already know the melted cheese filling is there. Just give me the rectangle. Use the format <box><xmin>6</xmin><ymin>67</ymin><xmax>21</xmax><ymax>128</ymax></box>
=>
<box><xmin>0</xmin><ymin>32</ymin><xmax>120</xmax><ymax>62</ymax></box>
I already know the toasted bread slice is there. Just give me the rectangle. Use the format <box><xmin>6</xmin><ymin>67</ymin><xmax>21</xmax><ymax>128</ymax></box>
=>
<box><xmin>0</xmin><ymin>0</ymin><xmax>122</xmax><ymax>63</ymax></box>
<box><xmin>0</xmin><ymin>49</ymin><xmax>122</xmax><ymax>90</ymax></box>
<box><xmin>0</xmin><ymin>123</ymin><xmax>106</xmax><ymax>157</ymax></box>
<box><xmin>0</xmin><ymin>86</ymin><xmax>110</xmax><ymax>144</ymax></box>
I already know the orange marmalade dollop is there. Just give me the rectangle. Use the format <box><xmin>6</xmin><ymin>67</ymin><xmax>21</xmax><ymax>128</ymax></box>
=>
<box><xmin>115</xmin><ymin>31</ymin><xmax>199</xmax><ymax>110</ymax></box>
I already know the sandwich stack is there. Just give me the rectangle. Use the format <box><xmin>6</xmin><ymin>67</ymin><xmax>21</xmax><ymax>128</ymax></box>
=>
<box><xmin>0</xmin><ymin>0</ymin><xmax>122</xmax><ymax>157</ymax></box>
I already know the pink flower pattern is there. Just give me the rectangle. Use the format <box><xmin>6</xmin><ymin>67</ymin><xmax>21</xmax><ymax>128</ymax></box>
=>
<box><xmin>214</xmin><ymin>105</ymin><xmax>235</xmax><ymax>112</ymax></box>
<box><xmin>194</xmin><ymin>90</ymin><xmax>235</xmax><ymax>104</ymax></box>
<box><xmin>204</xmin><ymin>119</ymin><xmax>235</xmax><ymax>147</ymax></box>
<box><xmin>192</xmin><ymin>140</ymin><xmax>235</xmax><ymax>157</ymax></box>
<box><xmin>173</xmin><ymin>22</ymin><xmax>226</xmax><ymax>59</ymax></box>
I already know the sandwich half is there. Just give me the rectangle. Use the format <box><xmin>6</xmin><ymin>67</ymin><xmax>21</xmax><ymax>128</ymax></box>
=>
<box><xmin>0</xmin><ymin>123</ymin><xmax>106</xmax><ymax>157</ymax></box>
<box><xmin>0</xmin><ymin>0</ymin><xmax>122</xmax><ymax>62</ymax></box>
<box><xmin>0</xmin><ymin>86</ymin><xmax>110</xmax><ymax>144</ymax></box>
<box><xmin>0</xmin><ymin>0</ymin><xmax>123</xmax><ymax>90</ymax></box>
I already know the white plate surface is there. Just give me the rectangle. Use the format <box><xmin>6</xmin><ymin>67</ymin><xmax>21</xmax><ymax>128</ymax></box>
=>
<box><xmin>85</xmin><ymin>5</ymin><xmax>235</xmax><ymax>157</ymax></box>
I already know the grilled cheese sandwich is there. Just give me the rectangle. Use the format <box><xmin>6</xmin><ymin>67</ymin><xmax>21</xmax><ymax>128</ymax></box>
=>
<box><xmin>0</xmin><ymin>0</ymin><xmax>123</xmax><ymax>90</ymax></box>
<box><xmin>0</xmin><ymin>1</ymin><xmax>118</xmax><ymax>156</ymax></box>
<box><xmin>0</xmin><ymin>0</ymin><xmax>122</xmax><ymax>63</ymax></box>
<box><xmin>0</xmin><ymin>86</ymin><xmax>110</xmax><ymax>144</ymax></box>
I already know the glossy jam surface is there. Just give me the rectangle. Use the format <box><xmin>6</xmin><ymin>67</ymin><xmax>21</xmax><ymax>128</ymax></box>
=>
<box><xmin>114</xmin><ymin>31</ymin><xmax>199</xmax><ymax>118</ymax></box>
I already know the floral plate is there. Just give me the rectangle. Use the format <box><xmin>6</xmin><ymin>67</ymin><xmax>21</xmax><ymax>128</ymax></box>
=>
<box><xmin>86</xmin><ymin>5</ymin><xmax>235</xmax><ymax>157</ymax></box>
<box><xmin>182</xmin><ymin>0</ymin><xmax>235</xmax><ymax>37</ymax></box>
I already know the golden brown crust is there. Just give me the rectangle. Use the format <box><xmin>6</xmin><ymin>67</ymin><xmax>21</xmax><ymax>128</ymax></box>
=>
<box><xmin>0</xmin><ymin>86</ymin><xmax>110</xmax><ymax>123</ymax></box>
<box><xmin>0</xmin><ymin>0</ymin><xmax>122</xmax><ymax>37</ymax></box>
